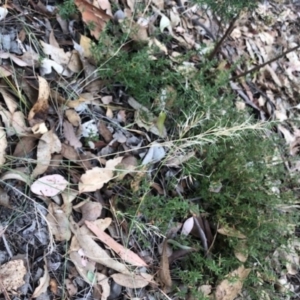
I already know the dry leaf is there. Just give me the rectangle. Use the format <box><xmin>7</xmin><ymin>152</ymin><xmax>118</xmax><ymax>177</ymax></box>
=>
<box><xmin>65</xmin><ymin>109</ymin><xmax>81</xmax><ymax>127</ymax></box>
<box><xmin>80</xmin><ymin>35</ymin><xmax>92</xmax><ymax>58</ymax></box>
<box><xmin>31</xmin><ymin>174</ymin><xmax>68</xmax><ymax>196</ymax></box>
<box><xmin>69</xmin><ymin>249</ymin><xmax>96</xmax><ymax>283</ymax></box>
<box><xmin>1</xmin><ymin>168</ymin><xmax>30</xmax><ymax>184</ymax></box>
<box><xmin>70</xmin><ymin>218</ymin><xmax>130</xmax><ymax>274</ymax></box>
<box><xmin>215</xmin><ymin>265</ymin><xmax>251</xmax><ymax>300</ymax></box>
<box><xmin>0</xmin><ymin>87</ymin><xmax>18</xmax><ymax>113</ymax></box>
<box><xmin>32</xmin><ymin>130</ymin><xmax>61</xmax><ymax>178</ymax></box>
<box><xmin>28</xmin><ymin>76</ymin><xmax>50</xmax><ymax>127</ymax></box>
<box><xmin>13</xmin><ymin>136</ymin><xmax>37</xmax><ymax>157</ymax></box>
<box><xmin>0</xmin><ymin>52</ymin><xmax>28</xmax><ymax>67</ymax></box>
<box><xmin>0</xmin><ymin>120</ymin><xmax>7</xmax><ymax>166</ymax></box>
<box><xmin>49</xmin><ymin>278</ymin><xmax>58</xmax><ymax>295</ymax></box>
<box><xmin>49</xmin><ymin>30</ymin><xmax>59</xmax><ymax>48</ymax></box>
<box><xmin>74</xmin><ymin>0</ymin><xmax>112</xmax><ymax>39</ymax></box>
<box><xmin>159</xmin><ymin>238</ymin><xmax>172</xmax><ymax>289</ymax></box>
<box><xmin>0</xmin><ymin>260</ymin><xmax>26</xmax><ymax>293</ymax></box>
<box><xmin>111</xmin><ymin>273</ymin><xmax>153</xmax><ymax>289</ymax></box>
<box><xmin>65</xmin><ymin>279</ymin><xmax>78</xmax><ymax>297</ymax></box>
<box><xmin>46</xmin><ymin>202</ymin><xmax>71</xmax><ymax>241</ymax></box>
<box><xmin>0</xmin><ymin>106</ymin><xmax>27</xmax><ymax>136</ymax></box>
<box><xmin>128</xmin><ymin>97</ymin><xmax>167</xmax><ymax>137</ymax></box>
<box><xmin>98</xmin><ymin>120</ymin><xmax>113</xmax><ymax>142</ymax></box>
<box><xmin>96</xmin><ymin>273</ymin><xmax>110</xmax><ymax>300</ymax></box>
<box><xmin>63</xmin><ymin>121</ymin><xmax>82</xmax><ymax>148</ymax></box>
<box><xmin>234</xmin><ymin>240</ymin><xmax>249</xmax><ymax>263</ymax></box>
<box><xmin>40</xmin><ymin>41</ymin><xmax>82</xmax><ymax>73</ymax></box>
<box><xmin>74</xmin><ymin>201</ymin><xmax>102</xmax><ymax>226</ymax></box>
<box><xmin>217</xmin><ymin>227</ymin><xmax>246</xmax><ymax>239</ymax></box>
<box><xmin>85</xmin><ymin>220</ymin><xmax>148</xmax><ymax>267</ymax></box>
<box><xmin>95</xmin><ymin>0</ymin><xmax>112</xmax><ymax>16</ymax></box>
<box><xmin>40</xmin><ymin>58</ymin><xmax>73</xmax><ymax>76</ymax></box>
<box><xmin>32</xmin><ymin>261</ymin><xmax>50</xmax><ymax>298</ymax></box>
<box><xmin>79</xmin><ymin>157</ymin><xmax>123</xmax><ymax>193</ymax></box>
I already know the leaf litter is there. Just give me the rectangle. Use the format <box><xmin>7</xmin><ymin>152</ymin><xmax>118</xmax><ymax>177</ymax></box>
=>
<box><xmin>0</xmin><ymin>0</ymin><xmax>298</xmax><ymax>299</ymax></box>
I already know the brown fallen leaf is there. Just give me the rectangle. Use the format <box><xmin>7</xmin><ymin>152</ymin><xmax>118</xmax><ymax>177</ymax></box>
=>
<box><xmin>215</xmin><ymin>265</ymin><xmax>251</xmax><ymax>300</ymax></box>
<box><xmin>111</xmin><ymin>273</ymin><xmax>153</xmax><ymax>289</ymax></box>
<box><xmin>46</xmin><ymin>202</ymin><xmax>71</xmax><ymax>241</ymax></box>
<box><xmin>32</xmin><ymin>130</ymin><xmax>61</xmax><ymax>178</ymax></box>
<box><xmin>74</xmin><ymin>0</ymin><xmax>112</xmax><ymax>39</ymax></box>
<box><xmin>13</xmin><ymin>136</ymin><xmax>37</xmax><ymax>157</ymax></box>
<box><xmin>85</xmin><ymin>220</ymin><xmax>148</xmax><ymax>267</ymax></box>
<box><xmin>98</xmin><ymin>120</ymin><xmax>113</xmax><ymax>143</ymax></box>
<box><xmin>159</xmin><ymin>238</ymin><xmax>172</xmax><ymax>290</ymax></box>
<box><xmin>28</xmin><ymin>76</ymin><xmax>50</xmax><ymax>127</ymax></box>
<box><xmin>69</xmin><ymin>217</ymin><xmax>130</xmax><ymax>274</ymax></box>
<box><xmin>65</xmin><ymin>109</ymin><xmax>81</xmax><ymax>127</ymax></box>
<box><xmin>63</xmin><ymin>121</ymin><xmax>82</xmax><ymax>149</ymax></box>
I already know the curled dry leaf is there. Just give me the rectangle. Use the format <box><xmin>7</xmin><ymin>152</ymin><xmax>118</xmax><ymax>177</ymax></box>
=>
<box><xmin>32</xmin><ymin>130</ymin><xmax>61</xmax><ymax>178</ymax></box>
<box><xmin>1</xmin><ymin>168</ymin><xmax>31</xmax><ymax>185</ymax></box>
<box><xmin>0</xmin><ymin>260</ymin><xmax>26</xmax><ymax>293</ymax></box>
<box><xmin>31</xmin><ymin>174</ymin><xmax>68</xmax><ymax>196</ymax></box>
<box><xmin>0</xmin><ymin>120</ymin><xmax>7</xmax><ymax>166</ymax></box>
<box><xmin>46</xmin><ymin>202</ymin><xmax>71</xmax><ymax>241</ymax></box>
<box><xmin>32</xmin><ymin>261</ymin><xmax>50</xmax><ymax>298</ymax></box>
<box><xmin>28</xmin><ymin>76</ymin><xmax>50</xmax><ymax>127</ymax></box>
<box><xmin>111</xmin><ymin>273</ymin><xmax>153</xmax><ymax>289</ymax></box>
<box><xmin>96</xmin><ymin>273</ymin><xmax>110</xmax><ymax>300</ymax></box>
<box><xmin>85</xmin><ymin>220</ymin><xmax>148</xmax><ymax>267</ymax></box>
<box><xmin>215</xmin><ymin>265</ymin><xmax>251</xmax><ymax>300</ymax></box>
<box><xmin>70</xmin><ymin>218</ymin><xmax>130</xmax><ymax>274</ymax></box>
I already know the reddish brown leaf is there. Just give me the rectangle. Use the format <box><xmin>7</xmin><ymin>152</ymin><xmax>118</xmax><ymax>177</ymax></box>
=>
<box><xmin>74</xmin><ymin>0</ymin><xmax>112</xmax><ymax>39</ymax></box>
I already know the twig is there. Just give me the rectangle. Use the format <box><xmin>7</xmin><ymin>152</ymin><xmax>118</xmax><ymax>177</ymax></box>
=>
<box><xmin>231</xmin><ymin>43</ymin><xmax>300</xmax><ymax>80</ymax></box>
<box><xmin>207</xmin><ymin>14</ymin><xmax>240</xmax><ymax>60</ymax></box>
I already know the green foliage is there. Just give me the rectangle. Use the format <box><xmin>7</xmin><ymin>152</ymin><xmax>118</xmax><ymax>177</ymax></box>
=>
<box><xmin>191</xmin><ymin>0</ymin><xmax>259</xmax><ymax>21</ymax></box>
<box><xmin>86</xmin><ymin>1</ymin><xmax>298</xmax><ymax>299</ymax></box>
<box><xmin>57</xmin><ymin>0</ymin><xmax>77</xmax><ymax>20</ymax></box>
